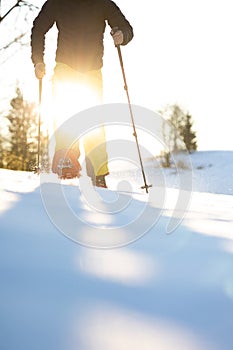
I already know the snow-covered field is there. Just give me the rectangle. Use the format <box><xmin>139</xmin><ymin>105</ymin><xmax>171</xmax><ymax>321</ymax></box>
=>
<box><xmin>1</xmin><ymin>150</ymin><xmax>233</xmax><ymax>350</ymax></box>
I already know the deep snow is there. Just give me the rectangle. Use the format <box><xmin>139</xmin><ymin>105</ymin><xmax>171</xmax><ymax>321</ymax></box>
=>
<box><xmin>0</xmin><ymin>151</ymin><xmax>233</xmax><ymax>350</ymax></box>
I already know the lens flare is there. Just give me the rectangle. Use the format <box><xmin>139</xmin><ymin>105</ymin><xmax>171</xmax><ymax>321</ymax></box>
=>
<box><xmin>53</xmin><ymin>80</ymin><xmax>100</xmax><ymax>128</ymax></box>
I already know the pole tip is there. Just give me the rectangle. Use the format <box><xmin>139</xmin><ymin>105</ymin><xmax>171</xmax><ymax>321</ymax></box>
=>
<box><xmin>141</xmin><ymin>184</ymin><xmax>152</xmax><ymax>193</ymax></box>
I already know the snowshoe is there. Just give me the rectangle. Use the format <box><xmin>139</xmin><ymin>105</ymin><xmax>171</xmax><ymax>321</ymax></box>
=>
<box><xmin>52</xmin><ymin>149</ymin><xmax>81</xmax><ymax>179</ymax></box>
<box><xmin>85</xmin><ymin>157</ymin><xmax>108</xmax><ymax>188</ymax></box>
<box><xmin>94</xmin><ymin>175</ymin><xmax>108</xmax><ymax>188</ymax></box>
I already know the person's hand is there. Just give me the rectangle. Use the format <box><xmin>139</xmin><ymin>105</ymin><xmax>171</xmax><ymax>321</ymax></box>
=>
<box><xmin>111</xmin><ymin>28</ymin><xmax>124</xmax><ymax>46</ymax></box>
<box><xmin>34</xmin><ymin>62</ymin><xmax>46</xmax><ymax>79</ymax></box>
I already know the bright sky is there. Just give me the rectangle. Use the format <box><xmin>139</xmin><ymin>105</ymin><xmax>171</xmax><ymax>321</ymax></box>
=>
<box><xmin>1</xmin><ymin>0</ymin><xmax>233</xmax><ymax>151</ymax></box>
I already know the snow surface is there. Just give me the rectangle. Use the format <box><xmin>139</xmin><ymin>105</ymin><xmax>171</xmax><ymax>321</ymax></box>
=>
<box><xmin>1</xmin><ymin>151</ymin><xmax>233</xmax><ymax>350</ymax></box>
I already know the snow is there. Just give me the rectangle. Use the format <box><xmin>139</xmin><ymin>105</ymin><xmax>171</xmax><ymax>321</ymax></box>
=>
<box><xmin>1</xmin><ymin>150</ymin><xmax>233</xmax><ymax>350</ymax></box>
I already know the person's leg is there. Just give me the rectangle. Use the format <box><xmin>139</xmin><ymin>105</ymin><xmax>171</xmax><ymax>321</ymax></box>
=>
<box><xmin>52</xmin><ymin>64</ymin><xmax>109</xmax><ymax>183</ymax></box>
<box><xmin>82</xmin><ymin>69</ymin><xmax>109</xmax><ymax>185</ymax></box>
<box><xmin>52</xmin><ymin>63</ymin><xmax>82</xmax><ymax>177</ymax></box>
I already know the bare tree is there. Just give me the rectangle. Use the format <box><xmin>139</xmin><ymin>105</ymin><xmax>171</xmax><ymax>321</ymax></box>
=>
<box><xmin>0</xmin><ymin>1</ymin><xmax>38</xmax><ymax>60</ymax></box>
<box><xmin>0</xmin><ymin>1</ymin><xmax>36</xmax><ymax>23</ymax></box>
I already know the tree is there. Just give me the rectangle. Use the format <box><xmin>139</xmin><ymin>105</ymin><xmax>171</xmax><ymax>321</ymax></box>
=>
<box><xmin>179</xmin><ymin>113</ymin><xmax>197</xmax><ymax>152</ymax></box>
<box><xmin>160</xmin><ymin>104</ymin><xmax>185</xmax><ymax>151</ymax></box>
<box><xmin>0</xmin><ymin>131</ymin><xmax>4</xmax><ymax>168</ymax></box>
<box><xmin>5</xmin><ymin>87</ymin><xmax>46</xmax><ymax>171</ymax></box>
<box><xmin>161</xmin><ymin>119</ymin><xmax>173</xmax><ymax>167</ymax></box>
<box><xmin>160</xmin><ymin>104</ymin><xmax>197</xmax><ymax>152</ymax></box>
<box><xmin>159</xmin><ymin>104</ymin><xmax>198</xmax><ymax>167</ymax></box>
<box><xmin>0</xmin><ymin>1</ymin><xmax>33</xmax><ymax>23</ymax></box>
<box><xmin>0</xmin><ymin>1</ymin><xmax>38</xmax><ymax>62</ymax></box>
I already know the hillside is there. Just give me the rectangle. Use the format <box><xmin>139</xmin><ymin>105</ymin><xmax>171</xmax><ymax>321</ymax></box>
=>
<box><xmin>0</xmin><ymin>150</ymin><xmax>233</xmax><ymax>350</ymax></box>
<box><xmin>108</xmin><ymin>150</ymin><xmax>233</xmax><ymax>195</ymax></box>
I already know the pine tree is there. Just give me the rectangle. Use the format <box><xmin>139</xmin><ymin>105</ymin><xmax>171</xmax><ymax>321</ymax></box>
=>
<box><xmin>160</xmin><ymin>104</ymin><xmax>198</xmax><ymax>153</ymax></box>
<box><xmin>6</xmin><ymin>87</ymin><xmax>39</xmax><ymax>170</ymax></box>
<box><xmin>180</xmin><ymin>113</ymin><xmax>197</xmax><ymax>152</ymax></box>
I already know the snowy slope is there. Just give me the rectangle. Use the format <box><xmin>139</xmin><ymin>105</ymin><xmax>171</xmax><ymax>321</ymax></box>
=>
<box><xmin>108</xmin><ymin>150</ymin><xmax>233</xmax><ymax>196</ymax></box>
<box><xmin>173</xmin><ymin>150</ymin><xmax>233</xmax><ymax>195</ymax></box>
<box><xmin>0</xmin><ymin>151</ymin><xmax>233</xmax><ymax>350</ymax></box>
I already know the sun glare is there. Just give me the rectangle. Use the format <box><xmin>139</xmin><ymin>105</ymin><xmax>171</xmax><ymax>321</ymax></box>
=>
<box><xmin>38</xmin><ymin>78</ymin><xmax>102</xmax><ymax>146</ymax></box>
<box><xmin>52</xmin><ymin>81</ymin><xmax>100</xmax><ymax>127</ymax></box>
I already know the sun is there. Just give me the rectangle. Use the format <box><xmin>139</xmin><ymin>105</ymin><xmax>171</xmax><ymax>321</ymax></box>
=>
<box><xmin>53</xmin><ymin>80</ymin><xmax>100</xmax><ymax>126</ymax></box>
<box><xmin>39</xmin><ymin>77</ymin><xmax>101</xmax><ymax>141</ymax></box>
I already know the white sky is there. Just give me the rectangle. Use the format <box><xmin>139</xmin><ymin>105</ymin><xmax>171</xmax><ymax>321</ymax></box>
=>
<box><xmin>1</xmin><ymin>0</ymin><xmax>233</xmax><ymax>151</ymax></box>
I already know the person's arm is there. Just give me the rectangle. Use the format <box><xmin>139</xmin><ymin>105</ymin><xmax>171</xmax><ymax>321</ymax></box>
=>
<box><xmin>31</xmin><ymin>0</ymin><xmax>56</xmax><ymax>69</ymax></box>
<box><xmin>104</xmin><ymin>0</ymin><xmax>134</xmax><ymax>45</ymax></box>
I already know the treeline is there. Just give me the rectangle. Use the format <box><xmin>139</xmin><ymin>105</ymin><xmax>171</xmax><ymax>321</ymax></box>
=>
<box><xmin>0</xmin><ymin>87</ymin><xmax>197</xmax><ymax>172</ymax></box>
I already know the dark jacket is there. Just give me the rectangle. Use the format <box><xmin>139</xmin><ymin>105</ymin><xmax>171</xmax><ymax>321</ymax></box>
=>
<box><xmin>31</xmin><ymin>0</ymin><xmax>133</xmax><ymax>72</ymax></box>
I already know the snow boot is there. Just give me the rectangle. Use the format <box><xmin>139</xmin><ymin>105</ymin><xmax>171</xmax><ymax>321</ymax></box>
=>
<box><xmin>95</xmin><ymin>175</ymin><xmax>108</xmax><ymax>188</ymax></box>
<box><xmin>52</xmin><ymin>149</ymin><xmax>81</xmax><ymax>179</ymax></box>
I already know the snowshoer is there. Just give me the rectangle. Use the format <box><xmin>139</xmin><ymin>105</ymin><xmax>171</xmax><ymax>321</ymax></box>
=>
<box><xmin>31</xmin><ymin>0</ymin><xmax>133</xmax><ymax>187</ymax></box>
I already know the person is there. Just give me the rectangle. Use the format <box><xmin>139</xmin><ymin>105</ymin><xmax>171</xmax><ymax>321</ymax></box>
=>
<box><xmin>31</xmin><ymin>0</ymin><xmax>133</xmax><ymax>188</ymax></box>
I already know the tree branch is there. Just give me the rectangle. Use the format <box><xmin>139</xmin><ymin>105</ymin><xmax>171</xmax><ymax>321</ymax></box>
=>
<box><xmin>0</xmin><ymin>1</ymin><xmax>20</xmax><ymax>23</ymax></box>
<box><xmin>0</xmin><ymin>32</ymin><xmax>27</xmax><ymax>51</ymax></box>
<box><xmin>0</xmin><ymin>1</ymin><xmax>37</xmax><ymax>23</ymax></box>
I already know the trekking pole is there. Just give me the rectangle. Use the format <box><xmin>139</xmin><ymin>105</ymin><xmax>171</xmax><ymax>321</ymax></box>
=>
<box><xmin>35</xmin><ymin>78</ymin><xmax>42</xmax><ymax>174</ymax></box>
<box><xmin>115</xmin><ymin>44</ymin><xmax>152</xmax><ymax>193</ymax></box>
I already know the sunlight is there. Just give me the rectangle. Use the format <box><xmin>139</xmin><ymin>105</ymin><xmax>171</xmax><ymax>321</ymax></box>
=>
<box><xmin>0</xmin><ymin>190</ymin><xmax>19</xmax><ymax>215</ymax></box>
<box><xmin>52</xmin><ymin>80</ymin><xmax>100</xmax><ymax>129</ymax></box>
<box><xmin>76</xmin><ymin>248</ymin><xmax>156</xmax><ymax>286</ymax></box>
<box><xmin>0</xmin><ymin>169</ymin><xmax>39</xmax><ymax>193</ymax></box>
<box><xmin>69</xmin><ymin>303</ymin><xmax>209</xmax><ymax>350</ymax></box>
<box><xmin>223</xmin><ymin>242</ymin><xmax>233</xmax><ymax>254</ymax></box>
<box><xmin>224</xmin><ymin>278</ymin><xmax>233</xmax><ymax>301</ymax></box>
<box><xmin>187</xmin><ymin>219</ymin><xmax>233</xmax><ymax>240</ymax></box>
